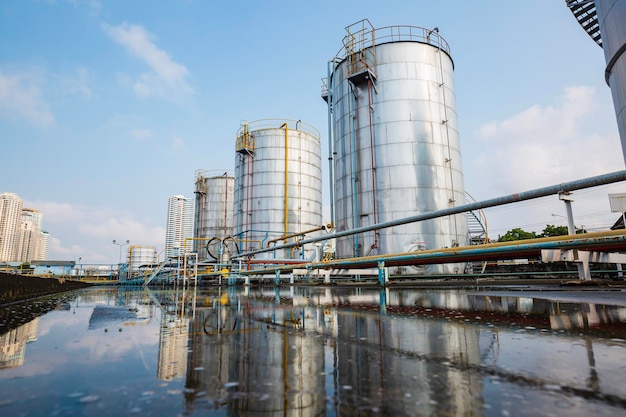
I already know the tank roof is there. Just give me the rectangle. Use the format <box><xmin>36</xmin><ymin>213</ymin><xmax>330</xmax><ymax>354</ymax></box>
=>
<box><xmin>333</xmin><ymin>20</ymin><xmax>452</xmax><ymax>59</ymax></box>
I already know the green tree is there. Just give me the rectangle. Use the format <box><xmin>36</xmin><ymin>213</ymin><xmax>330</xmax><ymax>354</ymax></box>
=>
<box><xmin>540</xmin><ymin>224</ymin><xmax>569</xmax><ymax>237</ymax></box>
<box><xmin>498</xmin><ymin>228</ymin><xmax>537</xmax><ymax>242</ymax></box>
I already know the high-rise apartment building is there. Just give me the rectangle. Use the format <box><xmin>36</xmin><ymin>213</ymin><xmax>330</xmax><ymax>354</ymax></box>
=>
<box><xmin>0</xmin><ymin>194</ymin><xmax>48</xmax><ymax>262</ymax></box>
<box><xmin>17</xmin><ymin>209</ymin><xmax>43</xmax><ymax>262</ymax></box>
<box><xmin>165</xmin><ymin>195</ymin><xmax>194</xmax><ymax>259</ymax></box>
<box><xmin>40</xmin><ymin>231</ymin><xmax>49</xmax><ymax>261</ymax></box>
<box><xmin>0</xmin><ymin>193</ymin><xmax>23</xmax><ymax>262</ymax></box>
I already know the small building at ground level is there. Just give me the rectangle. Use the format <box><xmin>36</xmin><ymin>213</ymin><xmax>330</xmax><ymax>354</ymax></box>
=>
<box><xmin>31</xmin><ymin>261</ymin><xmax>75</xmax><ymax>276</ymax></box>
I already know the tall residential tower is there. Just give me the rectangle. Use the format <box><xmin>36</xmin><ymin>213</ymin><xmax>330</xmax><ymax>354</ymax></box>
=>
<box><xmin>0</xmin><ymin>193</ymin><xmax>23</xmax><ymax>262</ymax></box>
<box><xmin>17</xmin><ymin>208</ymin><xmax>44</xmax><ymax>262</ymax></box>
<box><xmin>165</xmin><ymin>195</ymin><xmax>194</xmax><ymax>259</ymax></box>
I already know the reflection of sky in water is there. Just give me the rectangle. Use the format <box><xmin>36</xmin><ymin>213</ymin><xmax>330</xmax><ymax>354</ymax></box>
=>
<box><xmin>0</xmin><ymin>286</ymin><xmax>626</xmax><ymax>416</ymax></box>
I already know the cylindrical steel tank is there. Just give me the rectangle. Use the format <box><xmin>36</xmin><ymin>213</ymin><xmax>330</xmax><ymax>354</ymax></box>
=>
<box><xmin>129</xmin><ymin>245</ymin><xmax>157</xmax><ymax>273</ymax></box>
<box><xmin>594</xmin><ymin>0</ymin><xmax>626</xmax><ymax>164</ymax></box>
<box><xmin>193</xmin><ymin>170</ymin><xmax>235</xmax><ymax>258</ymax></box>
<box><xmin>234</xmin><ymin>119</ymin><xmax>323</xmax><ymax>259</ymax></box>
<box><xmin>328</xmin><ymin>20</ymin><xmax>468</xmax><ymax>274</ymax></box>
<box><xmin>566</xmin><ymin>0</ymin><xmax>626</xmax><ymax>163</ymax></box>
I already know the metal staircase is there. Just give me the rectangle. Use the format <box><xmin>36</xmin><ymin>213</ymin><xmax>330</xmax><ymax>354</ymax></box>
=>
<box><xmin>465</xmin><ymin>192</ymin><xmax>489</xmax><ymax>245</ymax></box>
<box><xmin>344</xmin><ymin>19</ymin><xmax>377</xmax><ymax>85</ymax></box>
<box><xmin>143</xmin><ymin>261</ymin><xmax>168</xmax><ymax>286</ymax></box>
<box><xmin>467</xmin><ymin>211</ymin><xmax>488</xmax><ymax>245</ymax></box>
<box><xmin>565</xmin><ymin>0</ymin><xmax>602</xmax><ymax>47</ymax></box>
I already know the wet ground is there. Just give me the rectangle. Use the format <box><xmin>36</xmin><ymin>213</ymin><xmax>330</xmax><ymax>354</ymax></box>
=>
<box><xmin>1</xmin><ymin>285</ymin><xmax>626</xmax><ymax>416</ymax></box>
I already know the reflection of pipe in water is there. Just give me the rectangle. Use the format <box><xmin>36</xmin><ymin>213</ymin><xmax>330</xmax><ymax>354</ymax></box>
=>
<box><xmin>584</xmin><ymin>336</ymin><xmax>600</xmax><ymax>392</ymax></box>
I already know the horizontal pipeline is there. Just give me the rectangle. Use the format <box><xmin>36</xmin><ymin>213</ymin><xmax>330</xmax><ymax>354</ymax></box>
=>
<box><xmin>238</xmin><ymin>230</ymin><xmax>626</xmax><ymax>275</ymax></box>
<box><xmin>233</xmin><ymin>169</ymin><xmax>626</xmax><ymax>259</ymax></box>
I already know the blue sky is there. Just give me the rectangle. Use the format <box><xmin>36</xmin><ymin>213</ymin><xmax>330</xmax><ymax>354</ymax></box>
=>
<box><xmin>1</xmin><ymin>0</ymin><xmax>623</xmax><ymax>264</ymax></box>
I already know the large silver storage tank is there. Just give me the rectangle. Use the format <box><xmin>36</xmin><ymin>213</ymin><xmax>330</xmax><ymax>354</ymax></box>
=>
<box><xmin>193</xmin><ymin>170</ymin><xmax>235</xmax><ymax>257</ymax></box>
<box><xmin>234</xmin><ymin>119</ymin><xmax>324</xmax><ymax>259</ymax></box>
<box><xmin>327</xmin><ymin>20</ymin><xmax>468</xmax><ymax>273</ymax></box>
<box><xmin>566</xmin><ymin>0</ymin><xmax>626</xmax><ymax>164</ymax></box>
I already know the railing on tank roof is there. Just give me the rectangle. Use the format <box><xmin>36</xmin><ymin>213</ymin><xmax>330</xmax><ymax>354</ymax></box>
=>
<box><xmin>195</xmin><ymin>169</ymin><xmax>232</xmax><ymax>181</ymax></box>
<box><xmin>336</xmin><ymin>25</ymin><xmax>451</xmax><ymax>59</ymax></box>
<box><xmin>236</xmin><ymin>119</ymin><xmax>320</xmax><ymax>139</ymax></box>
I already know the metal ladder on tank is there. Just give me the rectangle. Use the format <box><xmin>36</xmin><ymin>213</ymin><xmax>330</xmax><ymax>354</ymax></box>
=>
<box><xmin>344</xmin><ymin>19</ymin><xmax>377</xmax><ymax>84</ymax></box>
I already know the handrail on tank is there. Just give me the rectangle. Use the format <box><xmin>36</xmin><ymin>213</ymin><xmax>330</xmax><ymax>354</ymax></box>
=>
<box><xmin>195</xmin><ymin>169</ymin><xmax>233</xmax><ymax>180</ymax></box>
<box><xmin>335</xmin><ymin>23</ymin><xmax>451</xmax><ymax>59</ymax></box>
<box><xmin>236</xmin><ymin>119</ymin><xmax>320</xmax><ymax>140</ymax></box>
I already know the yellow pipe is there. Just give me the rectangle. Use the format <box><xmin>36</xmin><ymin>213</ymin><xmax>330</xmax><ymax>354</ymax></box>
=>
<box><xmin>281</xmin><ymin>123</ymin><xmax>289</xmax><ymax>244</ymax></box>
<box><xmin>267</xmin><ymin>225</ymin><xmax>327</xmax><ymax>246</ymax></box>
<box><xmin>236</xmin><ymin>230</ymin><xmax>626</xmax><ymax>275</ymax></box>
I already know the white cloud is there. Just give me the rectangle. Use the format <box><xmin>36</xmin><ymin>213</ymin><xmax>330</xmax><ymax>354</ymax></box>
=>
<box><xmin>29</xmin><ymin>201</ymin><xmax>87</xmax><ymax>224</ymax></box>
<box><xmin>59</xmin><ymin>67</ymin><xmax>93</xmax><ymax>98</ymax></box>
<box><xmin>472</xmin><ymin>85</ymin><xmax>623</xmax><ymax>194</ymax></box>
<box><xmin>130</xmin><ymin>128</ymin><xmax>152</xmax><ymax>140</ymax></box>
<box><xmin>171</xmin><ymin>134</ymin><xmax>186</xmax><ymax>151</ymax></box>
<box><xmin>468</xmin><ymin>85</ymin><xmax>625</xmax><ymax>235</ymax></box>
<box><xmin>102</xmin><ymin>22</ymin><xmax>193</xmax><ymax>98</ymax></box>
<box><xmin>25</xmin><ymin>200</ymin><xmax>165</xmax><ymax>263</ymax></box>
<box><xmin>0</xmin><ymin>71</ymin><xmax>55</xmax><ymax>126</ymax></box>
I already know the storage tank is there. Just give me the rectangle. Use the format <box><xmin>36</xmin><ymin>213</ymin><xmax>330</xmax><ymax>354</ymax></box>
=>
<box><xmin>566</xmin><ymin>0</ymin><xmax>626</xmax><ymax>165</ymax></box>
<box><xmin>193</xmin><ymin>170</ymin><xmax>235</xmax><ymax>258</ymax></box>
<box><xmin>128</xmin><ymin>245</ymin><xmax>157</xmax><ymax>273</ymax></box>
<box><xmin>326</xmin><ymin>20</ymin><xmax>468</xmax><ymax>274</ymax></box>
<box><xmin>234</xmin><ymin>119</ymin><xmax>323</xmax><ymax>259</ymax></box>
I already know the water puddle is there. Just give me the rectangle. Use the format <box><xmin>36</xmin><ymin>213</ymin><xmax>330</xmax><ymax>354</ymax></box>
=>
<box><xmin>1</xmin><ymin>286</ymin><xmax>626</xmax><ymax>416</ymax></box>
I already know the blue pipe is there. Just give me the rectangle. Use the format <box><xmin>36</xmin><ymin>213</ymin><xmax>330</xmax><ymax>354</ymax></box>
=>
<box><xmin>237</xmin><ymin>231</ymin><xmax>626</xmax><ymax>274</ymax></box>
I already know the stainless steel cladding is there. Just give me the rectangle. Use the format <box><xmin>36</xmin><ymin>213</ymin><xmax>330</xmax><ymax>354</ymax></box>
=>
<box><xmin>594</xmin><ymin>0</ymin><xmax>626</xmax><ymax>164</ymax></box>
<box><xmin>129</xmin><ymin>246</ymin><xmax>157</xmax><ymax>273</ymax></box>
<box><xmin>194</xmin><ymin>171</ymin><xmax>235</xmax><ymax>257</ymax></box>
<box><xmin>328</xmin><ymin>21</ymin><xmax>468</xmax><ymax>274</ymax></box>
<box><xmin>234</xmin><ymin>120</ymin><xmax>323</xmax><ymax>259</ymax></box>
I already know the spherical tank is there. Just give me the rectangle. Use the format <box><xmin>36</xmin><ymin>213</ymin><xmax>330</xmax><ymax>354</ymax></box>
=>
<box><xmin>329</xmin><ymin>22</ymin><xmax>468</xmax><ymax>274</ymax></box>
<box><xmin>129</xmin><ymin>246</ymin><xmax>157</xmax><ymax>273</ymax></box>
<box><xmin>234</xmin><ymin>119</ymin><xmax>323</xmax><ymax>259</ymax></box>
<box><xmin>193</xmin><ymin>171</ymin><xmax>235</xmax><ymax>257</ymax></box>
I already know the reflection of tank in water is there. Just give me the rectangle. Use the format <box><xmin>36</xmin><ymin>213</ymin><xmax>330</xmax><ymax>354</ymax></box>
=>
<box><xmin>184</xmin><ymin>298</ymin><xmax>326</xmax><ymax>415</ymax></box>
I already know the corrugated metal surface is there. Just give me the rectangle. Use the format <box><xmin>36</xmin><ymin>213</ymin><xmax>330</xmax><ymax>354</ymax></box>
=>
<box><xmin>594</xmin><ymin>0</ymin><xmax>626</xmax><ymax>164</ymax></box>
<box><xmin>194</xmin><ymin>172</ymin><xmax>234</xmax><ymax>256</ymax></box>
<box><xmin>330</xmin><ymin>25</ymin><xmax>468</xmax><ymax>274</ymax></box>
<box><xmin>234</xmin><ymin>120</ymin><xmax>323</xmax><ymax>259</ymax></box>
<box><xmin>129</xmin><ymin>246</ymin><xmax>157</xmax><ymax>272</ymax></box>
